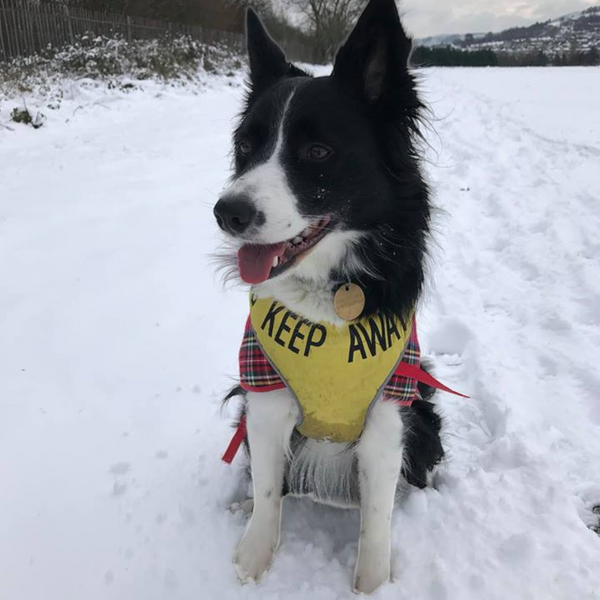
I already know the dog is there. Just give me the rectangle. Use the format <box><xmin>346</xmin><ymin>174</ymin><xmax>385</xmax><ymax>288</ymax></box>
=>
<box><xmin>214</xmin><ymin>0</ymin><xmax>445</xmax><ymax>594</ymax></box>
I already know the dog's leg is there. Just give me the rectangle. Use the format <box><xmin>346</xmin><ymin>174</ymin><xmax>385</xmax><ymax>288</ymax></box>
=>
<box><xmin>353</xmin><ymin>400</ymin><xmax>404</xmax><ymax>595</ymax></box>
<box><xmin>233</xmin><ymin>389</ymin><xmax>298</xmax><ymax>584</ymax></box>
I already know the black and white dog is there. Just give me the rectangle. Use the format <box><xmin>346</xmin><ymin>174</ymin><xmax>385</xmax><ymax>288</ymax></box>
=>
<box><xmin>214</xmin><ymin>0</ymin><xmax>444</xmax><ymax>594</ymax></box>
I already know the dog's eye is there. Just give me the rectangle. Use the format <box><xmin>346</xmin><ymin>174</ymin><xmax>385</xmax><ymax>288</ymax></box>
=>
<box><xmin>306</xmin><ymin>144</ymin><xmax>333</xmax><ymax>161</ymax></box>
<box><xmin>238</xmin><ymin>140</ymin><xmax>252</xmax><ymax>155</ymax></box>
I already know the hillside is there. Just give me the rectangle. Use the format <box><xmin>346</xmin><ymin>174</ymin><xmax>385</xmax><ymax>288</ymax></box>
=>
<box><xmin>465</xmin><ymin>6</ymin><xmax>600</xmax><ymax>55</ymax></box>
<box><xmin>416</xmin><ymin>6</ymin><xmax>600</xmax><ymax>64</ymax></box>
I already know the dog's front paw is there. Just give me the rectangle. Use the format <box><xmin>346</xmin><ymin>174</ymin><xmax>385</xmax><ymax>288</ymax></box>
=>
<box><xmin>233</xmin><ymin>525</ymin><xmax>279</xmax><ymax>584</ymax></box>
<box><xmin>353</xmin><ymin>543</ymin><xmax>391</xmax><ymax>596</ymax></box>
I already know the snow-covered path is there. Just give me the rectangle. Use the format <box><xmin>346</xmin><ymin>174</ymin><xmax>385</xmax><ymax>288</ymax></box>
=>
<box><xmin>1</xmin><ymin>68</ymin><xmax>599</xmax><ymax>600</ymax></box>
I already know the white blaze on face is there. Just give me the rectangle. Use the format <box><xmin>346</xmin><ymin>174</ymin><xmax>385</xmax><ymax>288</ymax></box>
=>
<box><xmin>223</xmin><ymin>89</ymin><xmax>310</xmax><ymax>245</ymax></box>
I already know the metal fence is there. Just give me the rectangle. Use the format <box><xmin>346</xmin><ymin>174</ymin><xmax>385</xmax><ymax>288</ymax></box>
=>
<box><xmin>0</xmin><ymin>0</ymin><xmax>312</xmax><ymax>63</ymax></box>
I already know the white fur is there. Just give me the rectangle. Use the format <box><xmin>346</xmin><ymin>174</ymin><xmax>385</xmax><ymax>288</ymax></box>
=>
<box><xmin>233</xmin><ymin>389</ymin><xmax>299</xmax><ymax>583</ymax></box>
<box><xmin>238</xmin><ymin>380</ymin><xmax>406</xmax><ymax>593</ymax></box>
<box><xmin>222</xmin><ymin>90</ymin><xmax>310</xmax><ymax>245</ymax></box>
<box><xmin>354</xmin><ymin>400</ymin><xmax>404</xmax><ymax>595</ymax></box>
<box><xmin>287</xmin><ymin>437</ymin><xmax>357</xmax><ymax>508</ymax></box>
<box><xmin>254</xmin><ymin>229</ymin><xmax>366</xmax><ymax>324</ymax></box>
<box><xmin>289</xmin><ymin>230</ymin><xmax>365</xmax><ymax>281</ymax></box>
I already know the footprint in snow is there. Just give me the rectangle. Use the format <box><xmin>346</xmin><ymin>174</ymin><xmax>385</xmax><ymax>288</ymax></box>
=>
<box><xmin>112</xmin><ymin>481</ymin><xmax>127</xmax><ymax>497</ymax></box>
<box><xmin>108</xmin><ymin>462</ymin><xmax>131</xmax><ymax>497</ymax></box>
<box><xmin>428</xmin><ymin>318</ymin><xmax>474</xmax><ymax>357</ymax></box>
<box><xmin>109</xmin><ymin>462</ymin><xmax>131</xmax><ymax>475</ymax></box>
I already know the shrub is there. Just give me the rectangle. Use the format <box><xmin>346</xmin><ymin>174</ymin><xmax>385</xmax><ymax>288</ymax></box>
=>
<box><xmin>0</xmin><ymin>33</ymin><xmax>243</xmax><ymax>103</ymax></box>
<box><xmin>10</xmin><ymin>107</ymin><xmax>46</xmax><ymax>128</ymax></box>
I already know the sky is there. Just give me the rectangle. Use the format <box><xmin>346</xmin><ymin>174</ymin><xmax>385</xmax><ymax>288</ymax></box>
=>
<box><xmin>398</xmin><ymin>0</ymin><xmax>599</xmax><ymax>37</ymax></box>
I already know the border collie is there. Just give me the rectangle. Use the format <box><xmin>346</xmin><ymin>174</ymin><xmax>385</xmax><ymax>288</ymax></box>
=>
<box><xmin>214</xmin><ymin>0</ymin><xmax>444</xmax><ymax>594</ymax></box>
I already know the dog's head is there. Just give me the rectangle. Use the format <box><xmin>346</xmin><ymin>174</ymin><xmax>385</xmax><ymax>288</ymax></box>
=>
<box><xmin>215</xmin><ymin>0</ymin><xmax>429</xmax><ymax>314</ymax></box>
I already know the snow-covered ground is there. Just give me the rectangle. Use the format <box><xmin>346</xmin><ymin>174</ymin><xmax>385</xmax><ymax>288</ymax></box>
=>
<box><xmin>1</xmin><ymin>67</ymin><xmax>599</xmax><ymax>600</ymax></box>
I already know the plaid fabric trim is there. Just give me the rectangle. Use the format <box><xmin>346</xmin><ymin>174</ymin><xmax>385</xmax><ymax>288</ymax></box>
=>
<box><xmin>383</xmin><ymin>323</ymin><xmax>420</xmax><ymax>403</ymax></box>
<box><xmin>239</xmin><ymin>315</ymin><xmax>421</xmax><ymax>404</ymax></box>
<box><xmin>239</xmin><ymin>316</ymin><xmax>286</xmax><ymax>390</ymax></box>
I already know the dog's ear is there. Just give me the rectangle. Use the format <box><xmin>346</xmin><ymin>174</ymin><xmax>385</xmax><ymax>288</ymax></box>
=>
<box><xmin>246</xmin><ymin>8</ymin><xmax>290</xmax><ymax>94</ymax></box>
<box><xmin>333</xmin><ymin>0</ymin><xmax>414</xmax><ymax>106</ymax></box>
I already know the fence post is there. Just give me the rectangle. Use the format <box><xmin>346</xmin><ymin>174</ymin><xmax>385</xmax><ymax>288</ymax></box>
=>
<box><xmin>0</xmin><ymin>0</ymin><xmax>6</xmax><ymax>61</ymax></box>
<box><xmin>1</xmin><ymin>1</ymin><xmax>288</xmax><ymax>65</ymax></box>
<box><xmin>63</xmin><ymin>4</ymin><xmax>73</xmax><ymax>44</ymax></box>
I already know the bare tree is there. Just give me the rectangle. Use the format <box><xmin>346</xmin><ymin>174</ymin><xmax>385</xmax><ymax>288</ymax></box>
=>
<box><xmin>232</xmin><ymin>0</ymin><xmax>316</xmax><ymax>61</ymax></box>
<box><xmin>289</xmin><ymin>0</ymin><xmax>366</xmax><ymax>62</ymax></box>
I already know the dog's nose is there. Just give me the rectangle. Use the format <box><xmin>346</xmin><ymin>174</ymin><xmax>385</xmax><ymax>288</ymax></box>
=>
<box><xmin>214</xmin><ymin>196</ymin><xmax>257</xmax><ymax>235</ymax></box>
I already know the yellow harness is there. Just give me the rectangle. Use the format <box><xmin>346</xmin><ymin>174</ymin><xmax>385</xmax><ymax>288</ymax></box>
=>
<box><xmin>249</xmin><ymin>295</ymin><xmax>413</xmax><ymax>442</ymax></box>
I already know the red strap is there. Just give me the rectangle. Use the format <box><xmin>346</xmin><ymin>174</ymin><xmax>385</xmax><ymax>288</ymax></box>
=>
<box><xmin>223</xmin><ymin>366</ymin><xmax>468</xmax><ymax>464</ymax></box>
<box><xmin>394</xmin><ymin>362</ymin><xmax>470</xmax><ymax>398</ymax></box>
<box><xmin>221</xmin><ymin>415</ymin><xmax>247</xmax><ymax>464</ymax></box>
<box><xmin>240</xmin><ymin>382</ymin><xmax>286</xmax><ymax>393</ymax></box>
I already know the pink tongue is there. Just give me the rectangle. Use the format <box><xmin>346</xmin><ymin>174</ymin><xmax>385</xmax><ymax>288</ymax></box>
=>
<box><xmin>237</xmin><ymin>243</ymin><xmax>286</xmax><ymax>285</ymax></box>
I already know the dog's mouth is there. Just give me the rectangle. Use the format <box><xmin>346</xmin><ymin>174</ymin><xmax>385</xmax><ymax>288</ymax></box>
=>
<box><xmin>237</xmin><ymin>216</ymin><xmax>334</xmax><ymax>285</ymax></box>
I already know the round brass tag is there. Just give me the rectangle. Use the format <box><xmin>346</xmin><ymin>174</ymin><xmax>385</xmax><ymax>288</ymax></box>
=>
<box><xmin>333</xmin><ymin>283</ymin><xmax>365</xmax><ymax>321</ymax></box>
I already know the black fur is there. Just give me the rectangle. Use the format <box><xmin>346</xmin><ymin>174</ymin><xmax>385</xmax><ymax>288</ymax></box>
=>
<box><xmin>245</xmin><ymin>9</ymin><xmax>308</xmax><ymax>103</ymax></box>
<box><xmin>234</xmin><ymin>0</ymin><xmax>430</xmax><ymax>320</ymax></box>
<box><xmin>402</xmin><ymin>401</ymin><xmax>445</xmax><ymax>488</ymax></box>
<box><xmin>223</xmin><ymin>0</ymin><xmax>443</xmax><ymax>501</ymax></box>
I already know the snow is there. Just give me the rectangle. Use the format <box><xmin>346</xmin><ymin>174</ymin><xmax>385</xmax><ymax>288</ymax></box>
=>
<box><xmin>2</xmin><ymin>67</ymin><xmax>600</xmax><ymax>600</ymax></box>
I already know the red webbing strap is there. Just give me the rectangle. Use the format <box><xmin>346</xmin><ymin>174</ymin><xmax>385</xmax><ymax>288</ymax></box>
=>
<box><xmin>222</xmin><ymin>365</ymin><xmax>468</xmax><ymax>464</ymax></box>
<box><xmin>221</xmin><ymin>415</ymin><xmax>247</xmax><ymax>464</ymax></box>
<box><xmin>240</xmin><ymin>382</ymin><xmax>286</xmax><ymax>393</ymax></box>
<box><xmin>394</xmin><ymin>362</ymin><xmax>470</xmax><ymax>398</ymax></box>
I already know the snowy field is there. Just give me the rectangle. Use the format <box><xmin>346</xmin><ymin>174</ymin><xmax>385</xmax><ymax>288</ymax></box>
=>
<box><xmin>1</xmin><ymin>67</ymin><xmax>600</xmax><ymax>600</ymax></box>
